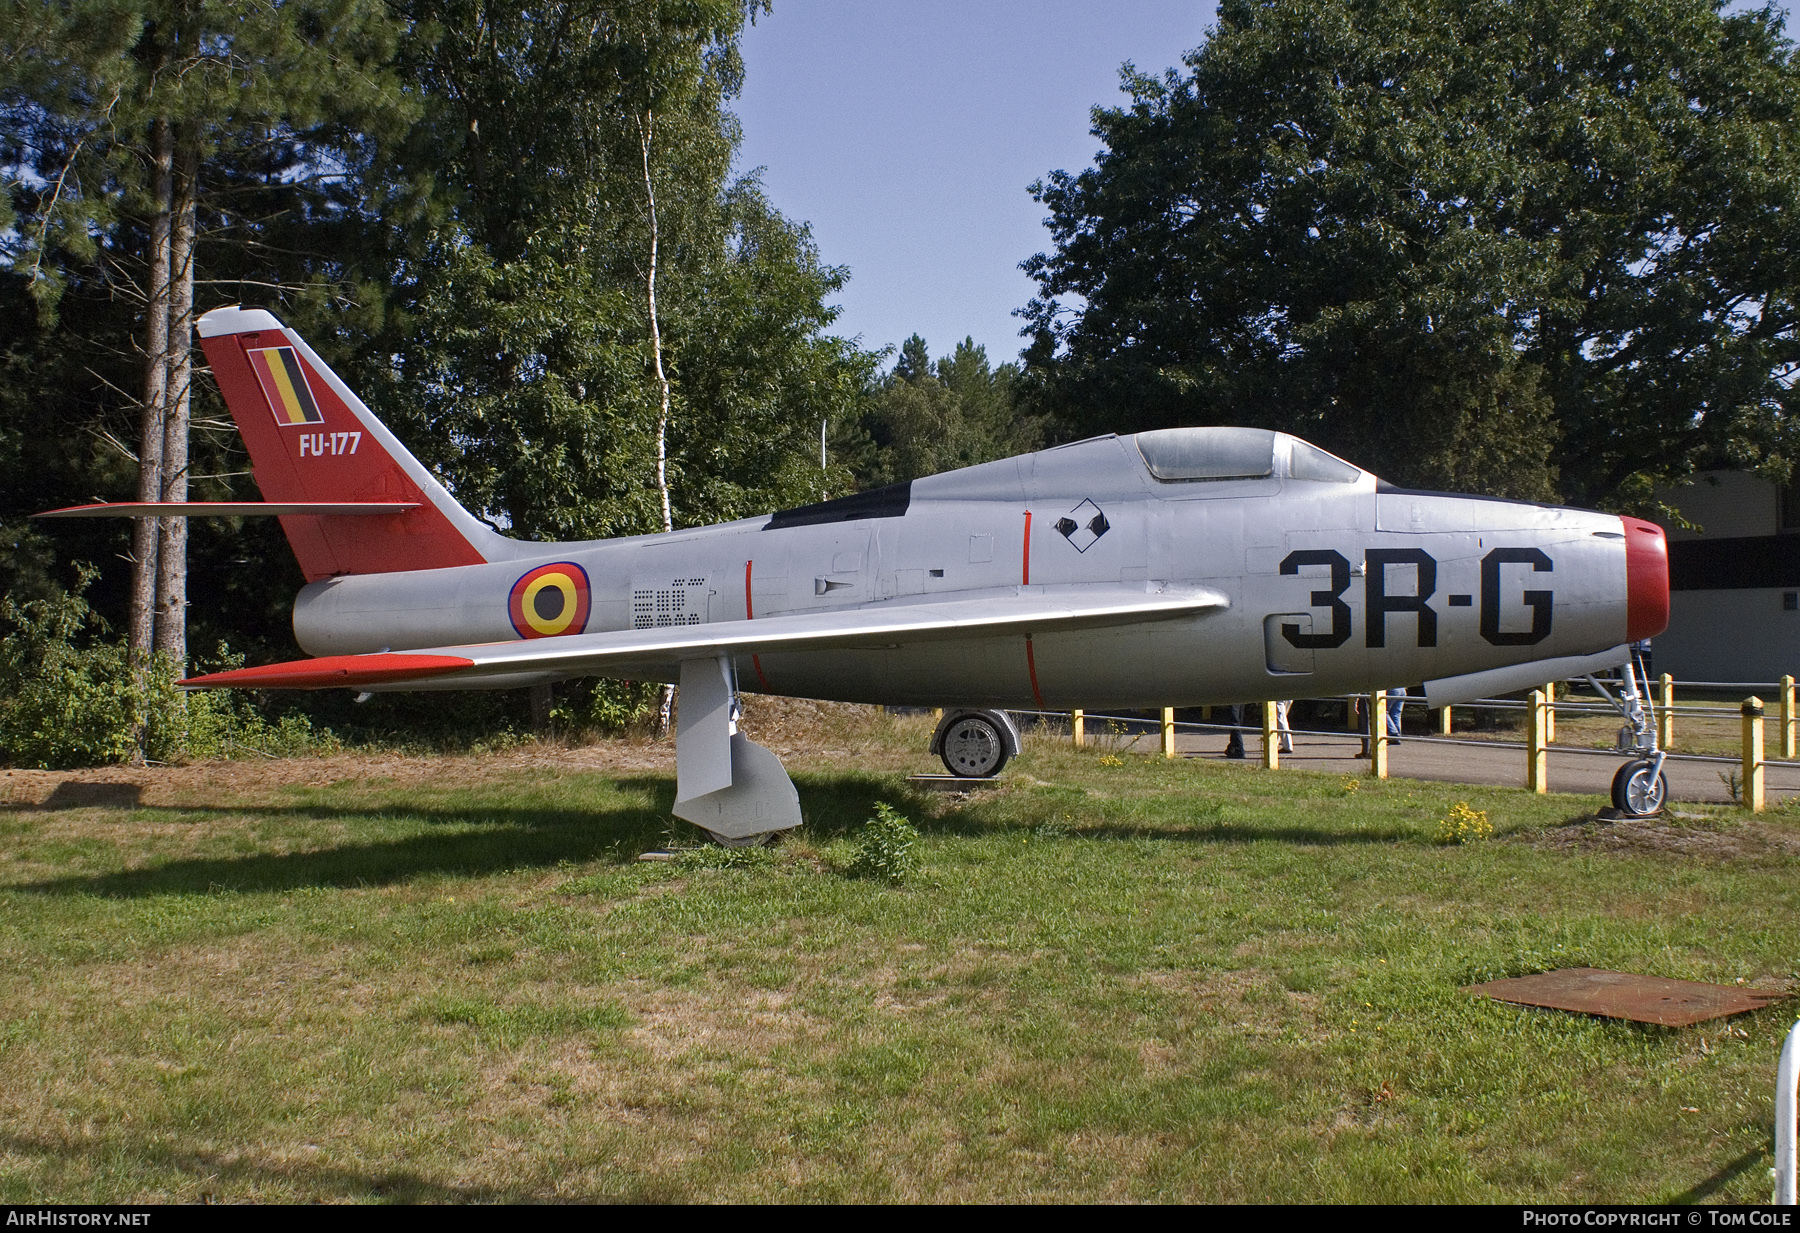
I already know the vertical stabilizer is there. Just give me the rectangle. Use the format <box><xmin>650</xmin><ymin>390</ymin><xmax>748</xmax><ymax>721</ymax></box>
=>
<box><xmin>196</xmin><ymin>305</ymin><xmax>510</xmax><ymax>580</ymax></box>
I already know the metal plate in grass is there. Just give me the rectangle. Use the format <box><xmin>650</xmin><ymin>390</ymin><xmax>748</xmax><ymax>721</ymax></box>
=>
<box><xmin>1464</xmin><ymin>967</ymin><xmax>1788</xmax><ymax>1026</ymax></box>
<box><xmin>906</xmin><ymin>774</ymin><xmax>1001</xmax><ymax>792</ymax></box>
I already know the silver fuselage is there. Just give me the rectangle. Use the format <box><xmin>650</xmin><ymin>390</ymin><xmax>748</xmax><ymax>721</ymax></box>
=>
<box><xmin>292</xmin><ymin>433</ymin><xmax>1627</xmax><ymax>708</ymax></box>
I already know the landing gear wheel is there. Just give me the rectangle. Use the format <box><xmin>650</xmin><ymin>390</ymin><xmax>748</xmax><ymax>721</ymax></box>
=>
<box><xmin>1610</xmin><ymin>759</ymin><xmax>1667</xmax><ymax>817</ymax></box>
<box><xmin>705</xmin><ymin>829</ymin><xmax>774</xmax><ymax>849</ymax></box>
<box><xmin>940</xmin><ymin>715</ymin><xmax>1009</xmax><ymax>778</ymax></box>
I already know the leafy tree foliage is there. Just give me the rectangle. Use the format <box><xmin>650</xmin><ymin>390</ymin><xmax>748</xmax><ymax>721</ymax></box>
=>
<box><xmin>1022</xmin><ymin>0</ymin><xmax>1800</xmax><ymax>506</ymax></box>
<box><xmin>2</xmin><ymin>2</ymin><xmax>882</xmax><ymax>757</ymax></box>
<box><xmin>2</xmin><ymin>0</ymin><xmax>412</xmax><ymax>663</ymax></box>
<box><xmin>3</xmin><ymin>2</ymin><xmax>872</xmax><ymax>633</ymax></box>
<box><xmin>362</xmin><ymin>0</ymin><xmax>872</xmax><ymax>541</ymax></box>
<box><xmin>838</xmin><ymin>334</ymin><xmax>1042</xmax><ymax>489</ymax></box>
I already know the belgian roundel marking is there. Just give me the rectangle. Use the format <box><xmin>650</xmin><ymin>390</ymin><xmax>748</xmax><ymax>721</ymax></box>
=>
<box><xmin>508</xmin><ymin>563</ymin><xmax>591</xmax><ymax>639</ymax></box>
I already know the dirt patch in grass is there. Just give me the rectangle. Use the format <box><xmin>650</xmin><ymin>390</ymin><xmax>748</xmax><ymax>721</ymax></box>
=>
<box><xmin>1530</xmin><ymin>813</ymin><xmax>1800</xmax><ymax>861</ymax></box>
<box><xmin>625</xmin><ymin>983</ymin><xmax>823</xmax><ymax>1063</ymax></box>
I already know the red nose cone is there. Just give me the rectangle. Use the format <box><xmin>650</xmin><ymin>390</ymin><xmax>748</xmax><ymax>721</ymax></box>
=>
<box><xmin>1623</xmin><ymin>517</ymin><xmax>1669</xmax><ymax>642</ymax></box>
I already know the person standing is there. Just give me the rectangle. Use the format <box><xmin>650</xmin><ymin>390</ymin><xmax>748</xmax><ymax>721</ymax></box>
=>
<box><xmin>1222</xmin><ymin>704</ymin><xmax>1246</xmax><ymax>758</ymax></box>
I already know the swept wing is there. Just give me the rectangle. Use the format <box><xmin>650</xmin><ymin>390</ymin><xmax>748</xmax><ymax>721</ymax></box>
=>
<box><xmin>181</xmin><ymin>586</ymin><xmax>1228</xmax><ymax>690</ymax></box>
<box><xmin>35</xmin><ymin>502</ymin><xmax>420</xmax><ymax>518</ymax></box>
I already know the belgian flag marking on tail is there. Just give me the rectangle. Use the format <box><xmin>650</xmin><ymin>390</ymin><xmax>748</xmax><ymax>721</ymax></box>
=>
<box><xmin>509</xmin><ymin>563</ymin><xmax>592</xmax><ymax>639</ymax></box>
<box><xmin>247</xmin><ymin>346</ymin><xmax>324</xmax><ymax>426</ymax></box>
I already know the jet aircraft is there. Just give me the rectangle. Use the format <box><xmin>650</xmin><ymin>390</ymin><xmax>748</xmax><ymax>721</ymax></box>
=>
<box><xmin>40</xmin><ymin>306</ymin><xmax>1673</xmax><ymax>844</ymax></box>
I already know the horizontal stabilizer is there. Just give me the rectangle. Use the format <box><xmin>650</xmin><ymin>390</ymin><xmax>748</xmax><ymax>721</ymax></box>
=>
<box><xmin>35</xmin><ymin>502</ymin><xmax>420</xmax><ymax>519</ymax></box>
<box><xmin>181</xmin><ymin>585</ymin><xmax>1227</xmax><ymax>690</ymax></box>
<box><xmin>1423</xmin><ymin>644</ymin><xmax>1630</xmax><ymax>709</ymax></box>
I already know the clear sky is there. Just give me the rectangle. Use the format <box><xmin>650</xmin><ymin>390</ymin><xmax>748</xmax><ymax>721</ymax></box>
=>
<box><xmin>733</xmin><ymin>1</ymin><xmax>1219</xmax><ymax>371</ymax></box>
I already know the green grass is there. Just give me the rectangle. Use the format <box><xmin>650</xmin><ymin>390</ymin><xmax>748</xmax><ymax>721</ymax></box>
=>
<box><xmin>0</xmin><ymin>716</ymin><xmax>1795</xmax><ymax>1203</ymax></box>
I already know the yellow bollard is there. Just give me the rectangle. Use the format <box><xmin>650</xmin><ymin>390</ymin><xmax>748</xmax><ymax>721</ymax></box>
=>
<box><xmin>1438</xmin><ymin>705</ymin><xmax>1452</xmax><ymax>736</ymax></box>
<box><xmin>1368</xmin><ymin>690</ymin><xmax>1388</xmax><ymax>779</ymax></box>
<box><xmin>1161</xmin><ymin>706</ymin><xmax>1176</xmax><ymax>759</ymax></box>
<box><xmin>1783</xmin><ymin>676</ymin><xmax>1795</xmax><ymax>760</ymax></box>
<box><xmin>1543</xmin><ymin>683</ymin><xmax>1556</xmax><ymax>742</ymax></box>
<box><xmin>1072</xmin><ymin>709</ymin><xmax>1084</xmax><ymax>747</ymax></box>
<box><xmin>932</xmin><ymin>707</ymin><xmax>943</xmax><ymax>721</ymax></box>
<box><xmin>1742</xmin><ymin>696</ymin><xmax>1765</xmax><ymax>811</ymax></box>
<box><xmin>1527</xmin><ymin>689</ymin><xmax>1548</xmax><ymax>794</ymax></box>
<box><xmin>1262</xmin><ymin>700</ymin><xmax>1279</xmax><ymax>770</ymax></box>
<box><xmin>1657</xmin><ymin>673</ymin><xmax>1674</xmax><ymax>750</ymax></box>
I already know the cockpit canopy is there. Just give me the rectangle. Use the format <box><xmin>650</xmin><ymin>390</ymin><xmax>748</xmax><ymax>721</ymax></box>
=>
<box><xmin>1133</xmin><ymin>427</ymin><xmax>1363</xmax><ymax>484</ymax></box>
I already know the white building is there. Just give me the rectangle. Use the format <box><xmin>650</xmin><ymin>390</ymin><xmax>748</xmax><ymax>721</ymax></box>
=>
<box><xmin>1649</xmin><ymin>470</ymin><xmax>1800</xmax><ymax>683</ymax></box>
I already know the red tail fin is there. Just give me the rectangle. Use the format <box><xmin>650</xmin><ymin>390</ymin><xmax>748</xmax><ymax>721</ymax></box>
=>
<box><xmin>197</xmin><ymin>306</ymin><xmax>499</xmax><ymax>580</ymax></box>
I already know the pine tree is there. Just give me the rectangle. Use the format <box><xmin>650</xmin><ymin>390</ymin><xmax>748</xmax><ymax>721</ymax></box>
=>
<box><xmin>5</xmin><ymin>0</ymin><xmax>410</xmax><ymax>682</ymax></box>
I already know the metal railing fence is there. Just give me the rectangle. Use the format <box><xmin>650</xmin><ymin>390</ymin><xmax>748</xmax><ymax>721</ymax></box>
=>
<box><xmin>999</xmin><ymin>670</ymin><xmax>1800</xmax><ymax>805</ymax></box>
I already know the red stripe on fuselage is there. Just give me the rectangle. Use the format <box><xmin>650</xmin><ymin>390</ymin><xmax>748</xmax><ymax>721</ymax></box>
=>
<box><xmin>1022</xmin><ymin>512</ymin><xmax>1044</xmax><ymax>706</ymax></box>
<box><xmin>1025</xmin><ymin>635</ymin><xmax>1045</xmax><ymax>709</ymax></box>
<box><xmin>745</xmin><ymin>560</ymin><xmax>770</xmax><ymax>690</ymax></box>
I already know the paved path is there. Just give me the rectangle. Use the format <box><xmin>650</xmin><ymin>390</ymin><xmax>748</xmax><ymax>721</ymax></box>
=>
<box><xmin>1108</xmin><ymin>727</ymin><xmax>1800</xmax><ymax>805</ymax></box>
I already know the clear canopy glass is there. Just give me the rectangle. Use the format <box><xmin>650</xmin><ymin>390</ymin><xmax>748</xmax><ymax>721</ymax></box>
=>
<box><xmin>1135</xmin><ymin>427</ymin><xmax>1277</xmax><ymax>481</ymax></box>
<box><xmin>1289</xmin><ymin>440</ymin><xmax>1362</xmax><ymax>483</ymax></box>
<box><xmin>1133</xmin><ymin>427</ymin><xmax>1362</xmax><ymax>483</ymax></box>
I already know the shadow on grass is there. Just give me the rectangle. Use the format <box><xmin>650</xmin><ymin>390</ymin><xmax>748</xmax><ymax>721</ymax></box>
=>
<box><xmin>24</xmin><ymin>782</ymin><xmax>146</xmax><ymax>810</ymax></box>
<box><xmin>7</xmin><ymin>774</ymin><xmax>927</xmax><ymax>898</ymax></box>
<box><xmin>5</xmin><ymin>769</ymin><xmax>1461</xmax><ymax>899</ymax></box>
<box><xmin>1068</xmin><ymin>821</ymin><xmax>1424</xmax><ymax>845</ymax></box>
<box><xmin>792</xmin><ymin>773</ymin><xmax>1466</xmax><ymax>847</ymax></box>
<box><xmin>8</xmin><ymin>779</ymin><xmax>690</xmax><ymax>898</ymax></box>
<box><xmin>0</xmin><ymin>1130</ymin><xmax>676</xmax><ymax>1204</ymax></box>
<box><xmin>1664</xmin><ymin>1142</ymin><xmax>1771</xmax><ymax>1205</ymax></box>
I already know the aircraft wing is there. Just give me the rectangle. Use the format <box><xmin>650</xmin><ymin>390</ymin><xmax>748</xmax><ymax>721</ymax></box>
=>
<box><xmin>181</xmin><ymin>585</ymin><xmax>1228</xmax><ymax>690</ymax></box>
<box><xmin>34</xmin><ymin>502</ymin><xmax>419</xmax><ymax>518</ymax></box>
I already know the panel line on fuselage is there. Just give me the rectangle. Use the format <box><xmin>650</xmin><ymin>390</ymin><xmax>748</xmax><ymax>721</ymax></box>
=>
<box><xmin>744</xmin><ymin>559</ymin><xmax>771</xmax><ymax>690</ymax></box>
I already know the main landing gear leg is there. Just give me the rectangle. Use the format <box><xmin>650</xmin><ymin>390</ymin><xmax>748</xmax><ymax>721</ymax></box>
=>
<box><xmin>1585</xmin><ymin>651</ymin><xmax>1667</xmax><ymax>818</ymax></box>
<box><xmin>671</xmin><ymin>656</ymin><xmax>803</xmax><ymax>846</ymax></box>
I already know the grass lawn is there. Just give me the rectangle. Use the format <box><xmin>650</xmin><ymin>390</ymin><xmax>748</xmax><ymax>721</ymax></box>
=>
<box><xmin>0</xmin><ymin>705</ymin><xmax>1796</xmax><ymax>1203</ymax></box>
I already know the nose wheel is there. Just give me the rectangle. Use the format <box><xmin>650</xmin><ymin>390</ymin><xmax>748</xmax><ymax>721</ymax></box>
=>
<box><xmin>1586</xmin><ymin>654</ymin><xmax>1668</xmax><ymax>819</ymax></box>
<box><xmin>1610</xmin><ymin>758</ymin><xmax>1667</xmax><ymax>817</ymax></box>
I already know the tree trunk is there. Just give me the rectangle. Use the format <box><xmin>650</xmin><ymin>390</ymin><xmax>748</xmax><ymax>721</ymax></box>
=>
<box><xmin>130</xmin><ymin>116</ymin><xmax>173</xmax><ymax>670</ymax></box>
<box><xmin>641</xmin><ymin>110</ymin><xmax>674</xmax><ymax>539</ymax></box>
<box><xmin>529</xmin><ymin>682</ymin><xmax>554</xmax><ymax>735</ymax></box>
<box><xmin>153</xmin><ymin>132</ymin><xmax>197</xmax><ymax>669</ymax></box>
<box><xmin>641</xmin><ymin>110</ymin><xmax>678</xmax><ymax>738</ymax></box>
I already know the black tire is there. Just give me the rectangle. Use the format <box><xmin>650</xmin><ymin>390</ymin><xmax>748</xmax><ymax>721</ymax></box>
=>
<box><xmin>940</xmin><ymin>715</ymin><xmax>1009</xmax><ymax>778</ymax></box>
<box><xmin>1610</xmin><ymin>759</ymin><xmax>1667</xmax><ymax>817</ymax></box>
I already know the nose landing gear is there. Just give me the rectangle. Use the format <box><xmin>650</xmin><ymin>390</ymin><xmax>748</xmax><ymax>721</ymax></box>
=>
<box><xmin>1586</xmin><ymin>652</ymin><xmax>1666</xmax><ymax>818</ymax></box>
